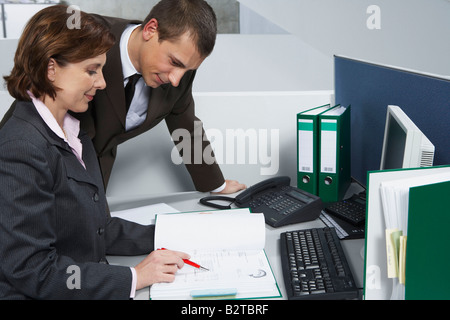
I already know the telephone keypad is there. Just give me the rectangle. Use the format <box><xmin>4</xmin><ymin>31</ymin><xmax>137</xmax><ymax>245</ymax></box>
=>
<box><xmin>235</xmin><ymin>177</ymin><xmax>323</xmax><ymax>227</ymax></box>
<box><xmin>249</xmin><ymin>188</ymin><xmax>307</xmax><ymax>217</ymax></box>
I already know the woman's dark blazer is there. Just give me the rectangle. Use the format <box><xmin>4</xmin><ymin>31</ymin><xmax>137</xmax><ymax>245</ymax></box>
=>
<box><xmin>0</xmin><ymin>101</ymin><xmax>154</xmax><ymax>299</ymax></box>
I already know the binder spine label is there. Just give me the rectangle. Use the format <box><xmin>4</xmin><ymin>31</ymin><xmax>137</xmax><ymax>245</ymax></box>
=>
<box><xmin>320</xmin><ymin>119</ymin><xmax>337</xmax><ymax>173</ymax></box>
<box><xmin>298</xmin><ymin>120</ymin><xmax>314</xmax><ymax>173</ymax></box>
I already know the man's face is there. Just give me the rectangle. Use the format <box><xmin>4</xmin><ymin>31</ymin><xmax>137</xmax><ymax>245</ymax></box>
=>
<box><xmin>135</xmin><ymin>19</ymin><xmax>205</xmax><ymax>88</ymax></box>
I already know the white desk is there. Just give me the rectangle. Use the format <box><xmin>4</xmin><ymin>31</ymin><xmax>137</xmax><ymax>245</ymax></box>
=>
<box><xmin>107</xmin><ymin>191</ymin><xmax>365</xmax><ymax>300</ymax></box>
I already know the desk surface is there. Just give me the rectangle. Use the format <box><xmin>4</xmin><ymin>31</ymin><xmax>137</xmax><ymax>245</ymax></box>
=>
<box><xmin>107</xmin><ymin>191</ymin><xmax>365</xmax><ymax>300</ymax></box>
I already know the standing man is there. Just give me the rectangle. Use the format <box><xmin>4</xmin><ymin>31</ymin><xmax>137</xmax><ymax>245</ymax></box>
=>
<box><xmin>82</xmin><ymin>0</ymin><xmax>246</xmax><ymax>193</ymax></box>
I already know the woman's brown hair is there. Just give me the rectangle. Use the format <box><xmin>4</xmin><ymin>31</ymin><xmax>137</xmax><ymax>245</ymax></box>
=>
<box><xmin>4</xmin><ymin>5</ymin><xmax>115</xmax><ymax>101</ymax></box>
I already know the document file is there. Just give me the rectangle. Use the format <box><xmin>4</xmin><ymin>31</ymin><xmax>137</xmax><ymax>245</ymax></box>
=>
<box><xmin>364</xmin><ymin>165</ymin><xmax>450</xmax><ymax>300</ymax></box>
<box><xmin>318</xmin><ymin>105</ymin><xmax>351</xmax><ymax>203</ymax></box>
<box><xmin>297</xmin><ymin>104</ymin><xmax>331</xmax><ymax>195</ymax></box>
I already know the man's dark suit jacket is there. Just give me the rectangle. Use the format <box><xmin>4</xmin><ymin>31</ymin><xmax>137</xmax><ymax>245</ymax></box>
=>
<box><xmin>0</xmin><ymin>101</ymin><xmax>155</xmax><ymax>299</ymax></box>
<box><xmin>77</xmin><ymin>15</ymin><xmax>225</xmax><ymax>190</ymax></box>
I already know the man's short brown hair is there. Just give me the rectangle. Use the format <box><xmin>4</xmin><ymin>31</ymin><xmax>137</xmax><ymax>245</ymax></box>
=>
<box><xmin>142</xmin><ymin>0</ymin><xmax>217</xmax><ymax>58</ymax></box>
<box><xmin>4</xmin><ymin>5</ymin><xmax>115</xmax><ymax>102</ymax></box>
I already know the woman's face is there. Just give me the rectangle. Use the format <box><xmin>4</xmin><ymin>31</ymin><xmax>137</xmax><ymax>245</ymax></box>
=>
<box><xmin>48</xmin><ymin>53</ymin><xmax>107</xmax><ymax>114</ymax></box>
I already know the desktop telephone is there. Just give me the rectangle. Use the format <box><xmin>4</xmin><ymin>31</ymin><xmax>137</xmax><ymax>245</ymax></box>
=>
<box><xmin>200</xmin><ymin>176</ymin><xmax>323</xmax><ymax>227</ymax></box>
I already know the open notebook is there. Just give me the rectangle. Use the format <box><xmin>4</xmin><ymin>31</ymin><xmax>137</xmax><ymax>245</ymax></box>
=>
<box><xmin>150</xmin><ymin>208</ymin><xmax>280</xmax><ymax>300</ymax></box>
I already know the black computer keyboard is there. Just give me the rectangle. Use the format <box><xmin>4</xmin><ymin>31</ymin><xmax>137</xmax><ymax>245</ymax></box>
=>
<box><xmin>280</xmin><ymin>227</ymin><xmax>359</xmax><ymax>300</ymax></box>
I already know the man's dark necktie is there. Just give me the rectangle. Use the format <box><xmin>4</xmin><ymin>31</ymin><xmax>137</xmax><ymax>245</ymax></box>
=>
<box><xmin>124</xmin><ymin>74</ymin><xmax>142</xmax><ymax>111</ymax></box>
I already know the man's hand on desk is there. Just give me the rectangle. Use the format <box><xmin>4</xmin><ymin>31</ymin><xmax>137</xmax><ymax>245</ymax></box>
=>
<box><xmin>134</xmin><ymin>249</ymin><xmax>190</xmax><ymax>290</ymax></box>
<box><xmin>214</xmin><ymin>179</ymin><xmax>247</xmax><ymax>194</ymax></box>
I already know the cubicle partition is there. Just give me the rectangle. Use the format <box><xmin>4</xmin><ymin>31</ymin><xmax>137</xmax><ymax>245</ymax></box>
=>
<box><xmin>334</xmin><ymin>55</ymin><xmax>450</xmax><ymax>186</ymax></box>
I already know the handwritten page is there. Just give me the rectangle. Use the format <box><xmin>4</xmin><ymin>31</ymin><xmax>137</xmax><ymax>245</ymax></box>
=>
<box><xmin>150</xmin><ymin>249</ymin><xmax>277</xmax><ymax>299</ymax></box>
<box><xmin>150</xmin><ymin>208</ymin><xmax>280</xmax><ymax>300</ymax></box>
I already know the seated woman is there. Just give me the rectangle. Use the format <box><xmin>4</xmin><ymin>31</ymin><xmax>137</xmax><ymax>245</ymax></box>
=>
<box><xmin>0</xmin><ymin>5</ymin><xmax>188</xmax><ymax>300</ymax></box>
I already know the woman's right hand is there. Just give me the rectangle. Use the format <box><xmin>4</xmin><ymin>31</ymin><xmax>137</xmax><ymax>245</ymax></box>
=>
<box><xmin>134</xmin><ymin>249</ymin><xmax>190</xmax><ymax>290</ymax></box>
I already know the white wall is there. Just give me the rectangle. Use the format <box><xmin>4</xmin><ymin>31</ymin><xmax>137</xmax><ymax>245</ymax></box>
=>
<box><xmin>0</xmin><ymin>91</ymin><xmax>14</xmax><ymax>118</ymax></box>
<box><xmin>0</xmin><ymin>39</ymin><xmax>18</xmax><ymax>83</ymax></box>
<box><xmin>193</xmin><ymin>34</ymin><xmax>333</xmax><ymax>92</ymax></box>
<box><xmin>238</xmin><ymin>0</ymin><xmax>450</xmax><ymax>77</ymax></box>
<box><xmin>1</xmin><ymin>4</ymin><xmax>53</xmax><ymax>39</ymax></box>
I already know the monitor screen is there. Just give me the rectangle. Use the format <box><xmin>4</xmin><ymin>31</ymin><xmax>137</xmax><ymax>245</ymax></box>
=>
<box><xmin>381</xmin><ymin>112</ymin><xmax>407</xmax><ymax>169</ymax></box>
<box><xmin>380</xmin><ymin>105</ymin><xmax>434</xmax><ymax>170</ymax></box>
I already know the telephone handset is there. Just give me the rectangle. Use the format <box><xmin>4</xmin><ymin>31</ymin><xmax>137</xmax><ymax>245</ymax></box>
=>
<box><xmin>200</xmin><ymin>176</ymin><xmax>323</xmax><ymax>228</ymax></box>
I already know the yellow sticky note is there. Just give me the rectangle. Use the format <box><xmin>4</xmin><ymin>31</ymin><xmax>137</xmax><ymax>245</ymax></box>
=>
<box><xmin>385</xmin><ymin>229</ymin><xmax>403</xmax><ymax>278</ymax></box>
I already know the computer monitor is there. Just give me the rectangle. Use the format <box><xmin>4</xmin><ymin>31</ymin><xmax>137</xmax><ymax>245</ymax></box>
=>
<box><xmin>380</xmin><ymin>105</ymin><xmax>435</xmax><ymax>170</ymax></box>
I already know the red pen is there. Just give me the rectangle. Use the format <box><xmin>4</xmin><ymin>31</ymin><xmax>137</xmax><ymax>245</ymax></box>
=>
<box><xmin>159</xmin><ymin>248</ymin><xmax>209</xmax><ymax>271</ymax></box>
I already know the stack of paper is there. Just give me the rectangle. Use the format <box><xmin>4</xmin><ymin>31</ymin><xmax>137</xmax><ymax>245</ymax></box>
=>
<box><xmin>365</xmin><ymin>166</ymin><xmax>450</xmax><ymax>300</ymax></box>
<box><xmin>150</xmin><ymin>208</ymin><xmax>280</xmax><ymax>300</ymax></box>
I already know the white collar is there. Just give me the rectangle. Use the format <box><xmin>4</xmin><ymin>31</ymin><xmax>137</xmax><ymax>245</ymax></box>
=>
<box><xmin>28</xmin><ymin>91</ymin><xmax>85</xmax><ymax>169</ymax></box>
<box><xmin>120</xmin><ymin>24</ymin><xmax>142</xmax><ymax>80</ymax></box>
